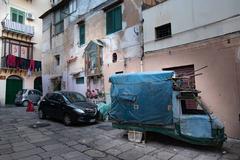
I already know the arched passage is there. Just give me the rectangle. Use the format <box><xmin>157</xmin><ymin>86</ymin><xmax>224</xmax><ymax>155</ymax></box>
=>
<box><xmin>34</xmin><ymin>76</ymin><xmax>42</xmax><ymax>92</ymax></box>
<box><xmin>5</xmin><ymin>75</ymin><xmax>23</xmax><ymax>104</ymax></box>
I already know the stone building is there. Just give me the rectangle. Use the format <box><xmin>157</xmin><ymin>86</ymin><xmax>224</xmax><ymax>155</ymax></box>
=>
<box><xmin>0</xmin><ymin>0</ymin><xmax>50</xmax><ymax>105</ymax></box>
<box><xmin>40</xmin><ymin>0</ymin><xmax>142</xmax><ymax>103</ymax></box>
<box><xmin>140</xmin><ymin>0</ymin><xmax>240</xmax><ymax>138</ymax></box>
<box><xmin>40</xmin><ymin>0</ymin><xmax>240</xmax><ymax>138</ymax></box>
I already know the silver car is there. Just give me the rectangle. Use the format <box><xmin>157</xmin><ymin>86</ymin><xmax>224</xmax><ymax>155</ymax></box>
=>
<box><xmin>15</xmin><ymin>89</ymin><xmax>42</xmax><ymax>107</ymax></box>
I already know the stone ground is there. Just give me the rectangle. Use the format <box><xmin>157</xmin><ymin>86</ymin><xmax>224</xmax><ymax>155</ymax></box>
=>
<box><xmin>0</xmin><ymin>107</ymin><xmax>240</xmax><ymax>160</ymax></box>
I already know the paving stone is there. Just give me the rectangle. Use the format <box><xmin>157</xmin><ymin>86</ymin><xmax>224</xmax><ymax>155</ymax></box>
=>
<box><xmin>38</xmin><ymin>147</ymin><xmax>75</xmax><ymax>159</ymax></box>
<box><xmin>0</xmin><ymin>154</ymin><xmax>13</xmax><ymax>160</ymax></box>
<box><xmin>138</xmin><ymin>155</ymin><xmax>160</xmax><ymax>160</ymax></box>
<box><xmin>19</xmin><ymin>155</ymin><xmax>42</xmax><ymax>160</ymax></box>
<box><xmin>170</xmin><ymin>154</ymin><xmax>192</xmax><ymax>160</ymax></box>
<box><xmin>42</xmin><ymin>143</ymin><xmax>68</xmax><ymax>151</ymax></box>
<box><xmin>178</xmin><ymin>149</ymin><xmax>200</xmax><ymax>158</ymax></box>
<box><xmin>0</xmin><ymin>148</ymin><xmax>14</xmax><ymax>154</ymax></box>
<box><xmin>84</xmin><ymin>149</ymin><xmax>106</xmax><ymax>158</ymax></box>
<box><xmin>221</xmin><ymin>153</ymin><xmax>240</xmax><ymax>160</ymax></box>
<box><xmin>117</xmin><ymin>145</ymin><xmax>156</xmax><ymax>160</ymax></box>
<box><xmin>150</xmin><ymin>150</ymin><xmax>175</xmax><ymax>160</ymax></box>
<box><xmin>72</xmin><ymin>144</ymin><xmax>90</xmax><ymax>152</ymax></box>
<box><xmin>97</xmin><ymin>155</ymin><xmax>120</xmax><ymax>160</ymax></box>
<box><xmin>106</xmin><ymin>142</ymin><xmax>134</xmax><ymax>156</ymax></box>
<box><xmin>193</xmin><ymin>155</ymin><xmax>219</xmax><ymax>160</ymax></box>
<box><xmin>10</xmin><ymin>148</ymin><xmax>44</xmax><ymax>160</ymax></box>
<box><xmin>50</xmin><ymin>156</ymin><xmax>65</xmax><ymax>160</ymax></box>
<box><xmin>12</xmin><ymin>144</ymin><xmax>36</xmax><ymax>152</ymax></box>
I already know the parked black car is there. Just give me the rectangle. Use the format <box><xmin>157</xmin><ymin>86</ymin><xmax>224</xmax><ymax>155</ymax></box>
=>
<box><xmin>38</xmin><ymin>91</ymin><xmax>97</xmax><ymax>125</ymax></box>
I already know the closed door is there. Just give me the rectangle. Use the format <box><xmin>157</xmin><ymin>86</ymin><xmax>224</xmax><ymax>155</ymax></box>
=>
<box><xmin>6</xmin><ymin>76</ymin><xmax>23</xmax><ymax>104</ymax></box>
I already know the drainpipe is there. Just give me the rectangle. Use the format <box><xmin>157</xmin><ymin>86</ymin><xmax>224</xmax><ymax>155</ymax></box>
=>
<box><xmin>140</xmin><ymin>0</ymin><xmax>144</xmax><ymax>72</ymax></box>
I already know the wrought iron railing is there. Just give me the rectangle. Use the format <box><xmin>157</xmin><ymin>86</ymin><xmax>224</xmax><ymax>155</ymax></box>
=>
<box><xmin>1</xmin><ymin>56</ymin><xmax>41</xmax><ymax>71</ymax></box>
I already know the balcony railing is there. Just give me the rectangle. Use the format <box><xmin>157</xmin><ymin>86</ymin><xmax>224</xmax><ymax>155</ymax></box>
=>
<box><xmin>1</xmin><ymin>19</ymin><xmax>34</xmax><ymax>36</ymax></box>
<box><xmin>1</xmin><ymin>56</ymin><xmax>41</xmax><ymax>72</ymax></box>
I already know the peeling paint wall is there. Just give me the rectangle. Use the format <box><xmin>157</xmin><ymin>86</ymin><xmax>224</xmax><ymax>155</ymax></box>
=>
<box><xmin>41</xmin><ymin>0</ymin><xmax>142</xmax><ymax>97</ymax></box>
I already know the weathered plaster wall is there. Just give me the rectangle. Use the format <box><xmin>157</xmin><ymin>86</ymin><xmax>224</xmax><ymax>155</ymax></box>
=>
<box><xmin>0</xmin><ymin>72</ymin><xmax>41</xmax><ymax>105</ymax></box>
<box><xmin>143</xmin><ymin>0</ymin><xmax>240</xmax><ymax>52</ymax></box>
<box><xmin>142</xmin><ymin>34</ymin><xmax>240</xmax><ymax>138</ymax></box>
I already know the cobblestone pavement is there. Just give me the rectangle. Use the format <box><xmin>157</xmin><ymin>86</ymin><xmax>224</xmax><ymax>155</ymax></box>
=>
<box><xmin>0</xmin><ymin>107</ymin><xmax>240</xmax><ymax>160</ymax></box>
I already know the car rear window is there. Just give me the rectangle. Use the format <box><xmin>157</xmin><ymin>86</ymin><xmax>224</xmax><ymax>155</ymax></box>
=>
<box><xmin>18</xmin><ymin>89</ymin><xmax>27</xmax><ymax>95</ymax></box>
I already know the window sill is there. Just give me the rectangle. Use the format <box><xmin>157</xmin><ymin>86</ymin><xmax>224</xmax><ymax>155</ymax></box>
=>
<box><xmin>155</xmin><ymin>35</ymin><xmax>172</xmax><ymax>41</ymax></box>
<box><xmin>106</xmin><ymin>29</ymin><xmax>123</xmax><ymax>36</ymax></box>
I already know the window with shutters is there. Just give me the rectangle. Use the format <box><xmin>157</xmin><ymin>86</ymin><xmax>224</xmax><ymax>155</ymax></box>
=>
<box><xmin>106</xmin><ymin>5</ymin><xmax>122</xmax><ymax>35</ymax></box>
<box><xmin>11</xmin><ymin>8</ymin><xmax>25</xmax><ymax>24</ymax></box>
<box><xmin>79</xmin><ymin>23</ymin><xmax>85</xmax><ymax>45</ymax></box>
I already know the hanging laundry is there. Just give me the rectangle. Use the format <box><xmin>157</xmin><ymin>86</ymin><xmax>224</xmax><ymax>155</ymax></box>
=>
<box><xmin>6</xmin><ymin>54</ymin><xmax>16</xmax><ymax>68</ymax></box>
<box><xmin>15</xmin><ymin>57</ymin><xmax>23</xmax><ymax>70</ymax></box>
<box><xmin>29</xmin><ymin>59</ymin><xmax>35</xmax><ymax>71</ymax></box>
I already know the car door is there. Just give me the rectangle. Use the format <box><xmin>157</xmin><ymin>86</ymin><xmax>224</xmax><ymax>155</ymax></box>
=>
<box><xmin>53</xmin><ymin>94</ymin><xmax>65</xmax><ymax>120</ymax></box>
<box><xmin>41</xmin><ymin>93</ymin><xmax>54</xmax><ymax>117</ymax></box>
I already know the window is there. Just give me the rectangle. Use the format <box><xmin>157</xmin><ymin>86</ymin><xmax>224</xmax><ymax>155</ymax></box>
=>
<box><xmin>11</xmin><ymin>8</ymin><xmax>25</xmax><ymax>24</ymax></box>
<box><xmin>69</xmin><ymin>0</ymin><xmax>77</xmax><ymax>14</ymax></box>
<box><xmin>112</xmin><ymin>53</ymin><xmax>117</xmax><ymax>63</ymax></box>
<box><xmin>54</xmin><ymin>9</ymin><xmax>64</xmax><ymax>34</ymax></box>
<box><xmin>115</xmin><ymin>71</ymin><xmax>123</xmax><ymax>74</ymax></box>
<box><xmin>106</xmin><ymin>6</ymin><xmax>122</xmax><ymax>35</ymax></box>
<box><xmin>155</xmin><ymin>23</ymin><xmax>171</xmax><ymax>40</ymax></box>
<box><xmin>79</xmin><ymin>23</ymin><xmax>85</xmax><ymax>45</ymax></box>
<box><xmin>54</xmin><ymin>55</ymin><xmax>60</xmax><ymax>66</ymax></box>
<box><xmin>76</xmin><ymin>77</ymin><xmax>84</xmax><ymax>84</ymax></box>
<box><xmin>2</xmin><ymin>38</ymin><xmax>33</xmax><ymax>59</ymax></box>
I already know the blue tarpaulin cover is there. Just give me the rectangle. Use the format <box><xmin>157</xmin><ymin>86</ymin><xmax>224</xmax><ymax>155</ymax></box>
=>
<box><xmin>109</xmin><ymin>71</ymin><xmax>174</xmax><ymax>125</ymax></box>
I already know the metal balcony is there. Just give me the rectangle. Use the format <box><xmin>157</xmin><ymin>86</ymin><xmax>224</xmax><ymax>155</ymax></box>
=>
<box><xmin>1</xmin><ymin>56</ymin><xmax>41</xmax><ymax>72</ymax></box>
<box><xmin>1</xmin><ymin>19</ymin><xmax>34</xmax><ymax>36</ymax></box>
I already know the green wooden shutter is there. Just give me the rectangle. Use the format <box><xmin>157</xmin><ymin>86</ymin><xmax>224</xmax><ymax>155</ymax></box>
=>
<box><xmin>11</xmin><ymin>8</ymin><xmax>25</xmax><ymax>24</ymax></box>
<box><xmin>114</xmin><ymin>6</ymin><xmax>122</xmax><ymax>31</ymax></box>
<box><xmin>106</xmin><ymin>10</ymin><xmax>113</xmax><ymax>34</ymax></box>
<box><xmin>106</xmin><ymin>6</ymin><xmax>122</xmax><ymax>35</ymax></box>
<box><xmin>79</xmin><ymin>23</ymin><xmax>85</xmax><ymax>45</ymax></box>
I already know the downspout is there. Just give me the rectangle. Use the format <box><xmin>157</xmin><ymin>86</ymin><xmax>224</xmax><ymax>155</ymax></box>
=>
<box><xmin>131</xmin><ymin>0</ymin><xmax>144</xmax><ymax>72</ymax></box>
<box><xmin>140</xmin><ymin>0</ymin><xmax>144</xmax><ymax>72</ymax></box>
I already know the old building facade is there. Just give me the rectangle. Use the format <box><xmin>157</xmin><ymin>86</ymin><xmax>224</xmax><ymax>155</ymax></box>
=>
<box><xmin>40</xmin><ymin>0</ymin><xmax>240</xmax><ymax>138</ymax></box>
<box><xmin>40</xmin><ymin>0</ymin><xmax>142</xmax><ymax>103</ymax></box>
<box><xmin>141</xmin><ymin>0</ymin><xmax>240</xmax><ymax>138</ymax></box>
<box><xmin>0</xmin><ymin>0</ymin><xmax>50</xmax><ymax>105</ymax></box>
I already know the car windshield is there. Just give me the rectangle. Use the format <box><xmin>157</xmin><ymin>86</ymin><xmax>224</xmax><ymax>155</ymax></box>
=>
<box><xmin>63</xmin><ymin>92</ymin><xmax>86</xmax><ymax>103</ymax></box>
<box><xmin>18</xmin><ymin>89</ymin><xmax>27</xmax><ymax>95</ymax></box>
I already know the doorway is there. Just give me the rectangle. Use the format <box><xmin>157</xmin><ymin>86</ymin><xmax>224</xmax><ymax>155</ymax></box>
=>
<box><xmin>5</xmin><ymin>75</ymin><xmax>23</xmax><ymax>104</ymax></box>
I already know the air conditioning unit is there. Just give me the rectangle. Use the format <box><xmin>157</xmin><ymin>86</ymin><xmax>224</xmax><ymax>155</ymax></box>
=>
<box><xmin>26</xmin><ymin>12</ymin><xmax>34</xmax><ymax>20</ymax></box>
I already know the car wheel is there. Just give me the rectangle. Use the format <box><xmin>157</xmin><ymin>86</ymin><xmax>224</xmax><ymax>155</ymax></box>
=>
<box><xmin>22</xmin><ymin>100</ymin><xmax>29</xmax><ymax>107</ymax></box>
<box><xmin>38</xmin><ymin>109</ymin><xmax>46</xmax><ymax>119</ymax></box>
<box><xmin>63</xmin><ymin>114</ymin><xmax>72</xmax><ymax>126</ymax></box>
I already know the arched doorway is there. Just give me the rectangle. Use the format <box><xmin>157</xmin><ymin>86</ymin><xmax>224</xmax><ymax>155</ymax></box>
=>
<box><xmin>34</xmin><ymin>76</ymin><xmax>42</xmax><ymax>92</ymax></box>
<box><xmin>5</xmin><ymin>75</ymin><xmax>23</xmax><ymax>104</ymax></box>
